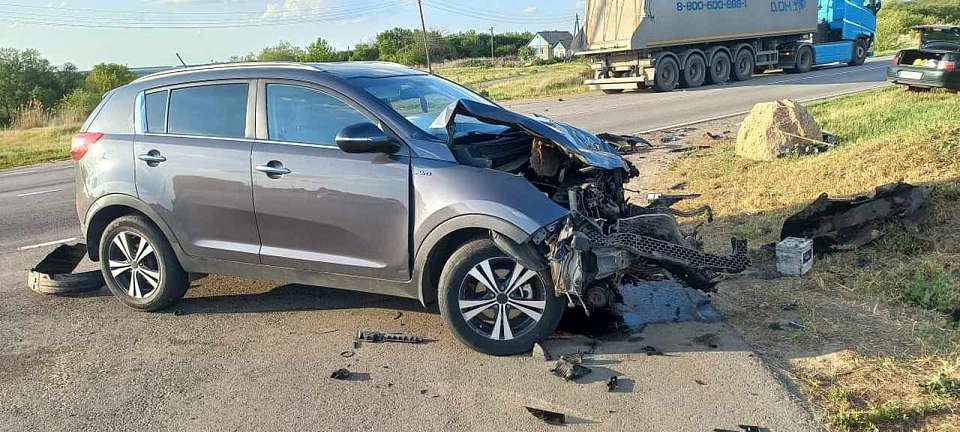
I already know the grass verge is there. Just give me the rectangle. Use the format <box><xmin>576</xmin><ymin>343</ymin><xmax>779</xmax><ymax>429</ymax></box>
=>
<box><xmin>0</xmin><ymin>124</ymin><xmax>79</xmax><ymax>170</ymax></box>
<box><xmin>659</xmin><ymin>87</ymin><xmax>960</xmax><ymax>431</ymax></box>
<box><xmin>436</xmin><ymin>61</ymin><xmax>590</xmax><ymax>101</ymax></box>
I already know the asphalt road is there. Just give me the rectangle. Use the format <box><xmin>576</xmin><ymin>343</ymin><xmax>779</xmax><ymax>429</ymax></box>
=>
<box><xmin>0</xmin><ymin>59</ymin><xmax>889</xmax><ymax>431</ymax></box>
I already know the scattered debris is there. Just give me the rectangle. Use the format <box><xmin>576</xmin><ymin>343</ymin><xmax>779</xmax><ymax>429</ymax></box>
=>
<box><xmin>419</xmin><ymin>389</ymin><xmax>428</xmax><ymax>395</ymax></box>
<box><xmin>669</xmin><ymin>182</ymin><xmax>688</xmax><ymax>191</ymax></box>
<box><xmin>606</xmin><ymin>376</ymin><xmax>619</xmax><ymax>392</ymax></box>
<box><xmin>356</xmin><ymin>330</ymin><xmax>424</xmax><ymax>344</ymax></box>
<box><xmin>393</xmin><ymin>311</ymin><xmax>403</xmax><ymax>320</ymax></box>
<box><xmin>661</xmin><ymin>133</ymin><xmax>680</xmax><ymax>143</ymax></box>
<box><xmin>780</xmin><ymin>300</ymin><xmax>800</xmax><ymax>311</ymax></box>
<box><xmin>692</xmin><ymin>333</ymin><xmax>720</xmax><ymax>349</ymax></box>
<box><xmin>705</xmin><ymin>132</ymin><xmax>725</xmax><ymax>140</ymax></box>
<box><xmin>27</xmin><ymin>243</ymin><xmax>104</xmax><ymax>295</ymax></box>
<box><xmin>950</xmin><ymin>307</ymin><xmax>960</xmax><ymax>328</ymax></box>
<box><xmin>330</xmin><ymin>368</ymin><xmax>351</xmax><ymax>380</ymax></box>
<box><xmin>172</xmin><ymin>310</ymin><xmax>185</xmax><ymax>316</ymax></box>
<box><xmin>786</xmin><ymin>320</ymin><xmax>806</xmax><ymax>331</ymax></box>
<box><xmin>525</xmin><ymin>407</ymin><xmax>566</xmax><ymax>425</ymax></box>
<box><xmin>736</xmin><ymin>99</ymin><xmax>822</xmax><ymax>161</ymax></box>
<box><xmin>641</xmin><ymin>345</ymin><xmax>664</xmax><ymax>356</ymax></box>
<box><xmin>768</xmin><ymin>321</ymin><xmax>805</xmax><ymax>331</ymax></box>
<box><xmin>551</xmin><ymin>354</ymin><xmax>593</xmax><ymax>381</ymax></box>
<box><xmin>822</xmin><ymin>130</ymin><xmax>838</xmax><ymax>145</ymax></box>
<box><xmin>694</xmin><ymin>379</ymin><xmax>708</xmax><ymax>386</ymax></box>
<box><xmin>781</xmin><ymin>182</ymin><xmax>931</xmax><ymax>253</ymax></box>
<box><xmin>776</xmin><ymin>237</ymin><xmax>814</xmax><ymax>276</ymax></box>
<box><xmin>597</xmin><ymin>132</ymin><xmax>653</xmax><ymax>155</ymax></box>
<box><xmin>669</xmin><ymin>145</ymin><xmax>710</xmax><ymax>153</ymax></box>
<box><xmin>339</xmin><ymin>350</ymin><xmax>355</xmax><ymax>358</ymax></box>
<box><xmin>531</xmin><ymin>342</ymin><xmax>552</xmax><ymax>361</ymax></box>
<box><xmin>714</xmin><ymin>426</ymin><xmax>771</xmax><ymax>432</ymax></box>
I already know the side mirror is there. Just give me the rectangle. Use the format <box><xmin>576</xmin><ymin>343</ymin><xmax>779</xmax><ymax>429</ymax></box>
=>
<box><xmin>335</xmin><ymin>123</ymin><xmax>400</xmax><ymax>154</ymax></box>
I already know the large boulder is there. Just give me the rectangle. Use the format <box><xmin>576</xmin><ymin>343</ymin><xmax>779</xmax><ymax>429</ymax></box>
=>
<box><xmin>736</xmin><ymin>99</ymin><xmax>822</xmax><ymax>161</ymax></box>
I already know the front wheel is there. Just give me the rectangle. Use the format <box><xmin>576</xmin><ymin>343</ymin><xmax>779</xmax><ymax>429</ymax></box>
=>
<box><xmin>848</xmin><ymin>39</ymin><xmax>867</xmax><ymax>66</ymax></box>
<box><xmin>99</xmin><ymin>215</ymin><xmax>189</xmax><ymax>311</ymax></box>
<box><xmin>438</xmin><ymin>239</ymin><xmax>564</xmax><ymax>356</ymax></box>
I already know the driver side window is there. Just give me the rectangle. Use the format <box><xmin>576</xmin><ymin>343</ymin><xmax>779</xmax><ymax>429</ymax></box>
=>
<box><xmin>266</xmin><ymin>84</ymin><xmax>372</xmax><ymax>146</ymax></box>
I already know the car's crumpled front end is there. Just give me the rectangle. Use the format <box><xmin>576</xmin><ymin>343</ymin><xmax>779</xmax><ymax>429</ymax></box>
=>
<box><xmin>434</xmin><ymin>99</ymin><xmax>750</xmax><ymax>313</ymax></box>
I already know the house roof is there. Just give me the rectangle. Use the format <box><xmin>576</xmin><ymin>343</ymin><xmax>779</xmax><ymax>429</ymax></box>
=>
<box><xmin>552</xmin><ymin>39</ymin><xmax>572</xmax><ymax>50</ymax></box>
<box><xmin>534</xmin><ymin>31</ymin><xmax>574</xmax><ymax>46</ymax></box>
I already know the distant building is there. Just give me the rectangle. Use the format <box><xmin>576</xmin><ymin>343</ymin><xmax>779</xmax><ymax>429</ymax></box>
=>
<box><xmin>527</xmin><ymin>31</ymin><xmax>574</xmax><ymax>60</ymax></box>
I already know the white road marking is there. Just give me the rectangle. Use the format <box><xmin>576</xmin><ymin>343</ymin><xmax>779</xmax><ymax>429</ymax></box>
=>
<box><xmin>636</xmin><ymin>83</ymin><xmax>889</xmax><ymax>134</ymax></box>
<box><xmin>16</xmin><ymin>188</ymin><xmax>62</xmax><ymax>197</ymax></box>
<box><xmin>17</xmin><ymin>237</ymin><xmax>78</xmax><ymax>251</ymax></box>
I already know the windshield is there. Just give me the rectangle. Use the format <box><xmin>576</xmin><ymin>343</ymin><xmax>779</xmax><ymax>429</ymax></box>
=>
<box><xmin>353</xmin><ymin>74</ymin><xmax>509</xmax><ymax>140</ymax></box>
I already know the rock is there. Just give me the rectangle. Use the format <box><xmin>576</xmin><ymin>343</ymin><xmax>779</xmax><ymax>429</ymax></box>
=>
<box><xmin>736</xmin><ymin>99</ymin><xmax>822</xmax><ymax>161</ymax></box>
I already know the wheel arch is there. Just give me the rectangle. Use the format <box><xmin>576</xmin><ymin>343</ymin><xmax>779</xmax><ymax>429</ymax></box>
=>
<box><xmin>84</xmin><ymin>194</ymin><xmax>185</xmax><ymax>263</ymax></box>
<box><xmin>653</xmin><ymin>51</ymin><xmax>681</xmax><ymax>67</ymax></box>
<box><xmin>413</xmin><ymin>214</ymin><xmax>540</xmax><ymax>307</ymax></box>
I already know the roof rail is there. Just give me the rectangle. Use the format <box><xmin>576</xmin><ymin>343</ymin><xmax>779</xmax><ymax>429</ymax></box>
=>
<box><xmin>133</xmin><ymin>62</ymin><xmax>316</xmax><ymax>83</ymax></box>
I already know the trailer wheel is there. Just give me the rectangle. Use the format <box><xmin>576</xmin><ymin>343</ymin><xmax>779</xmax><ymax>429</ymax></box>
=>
<box><xmin>706</xmin><ymin>51</ymin><xmax>731</xmax><ymax>85</ymax></box>
<box><xmin>732</xmin><ymin>49</ymin><xmax>754</xmax><ymax>82</ymax></box>
<box><xmin>794</xmin><ymin>46</ymin><xmax>814</xmax><ymax>73</ymax></box>
<box><xmin>681</xmin><ymin>54</ymin><xmax>707</xmax><ymax>88</ymax></box>
<box><xmin>848</xmin><ymin>39</ymin><xmax>867</xmax><ymax>66</ymax></box>
<box><xmin>653</xmin><ymin>56</ymin><xmax>680</xmax><ymax>92</ymax></box>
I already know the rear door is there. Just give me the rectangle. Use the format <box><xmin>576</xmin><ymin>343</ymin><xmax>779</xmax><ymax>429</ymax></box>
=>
<box><xmin>134</xmin><ymin>81</ymin><xmax>261</xmax><ymax>263</ymax></box>
<box><xmin>251</xmin><ymin>81</ymin><xmax>410</xmax><ymax>281</ymax></box>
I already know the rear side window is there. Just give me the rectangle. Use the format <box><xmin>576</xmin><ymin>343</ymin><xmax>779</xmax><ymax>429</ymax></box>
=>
<box><xmin>144</xmin><ymin>90</ymin><xmax>168</xmax><ymax>133</ymax></box>
<box><xmin>168</xmin><ymin>83</ymin><xmax>248</xmax><ymax>138</ymax></box>
<box><xmin>266</xmin><ymin>84</ymin><xmax>371</xmax><ymax>145</ymax></box>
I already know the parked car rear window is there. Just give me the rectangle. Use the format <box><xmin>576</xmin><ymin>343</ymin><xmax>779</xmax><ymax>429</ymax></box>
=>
<box><xmin>168</xmin><ymin>83</ymin><xmax>248</xmax><ymax>138</ymax></box>
<box><xmin>266</xmin><ymin>84</ymin><xmax>371</xmax><ymax>145</ymax></box>
<box><xmin>145</xmin><ymin>90</ymin><xmax>168</xmax><ymax>133</ymax></box>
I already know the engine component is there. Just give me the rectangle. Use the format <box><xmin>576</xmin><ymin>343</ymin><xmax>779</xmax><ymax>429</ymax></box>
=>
<box><xmin>356</xmin><ymin>330</ymin><xmax>424</xmax><ymax>344</ymax></box>
<box><xmin>584</xmin><ymin>284</ymin><xmax>613</xmax><ymax>308</ymax></box>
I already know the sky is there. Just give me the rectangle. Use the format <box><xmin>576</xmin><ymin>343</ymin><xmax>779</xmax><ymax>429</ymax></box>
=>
<box><xmin>0</xmin><ymin>0</ymin><xmax>583</xmax><ymax>69</ymax></box>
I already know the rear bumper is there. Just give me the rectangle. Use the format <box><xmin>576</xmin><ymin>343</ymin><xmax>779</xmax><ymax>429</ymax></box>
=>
<box><xmin>886</xmin><ymin>66</ymin><xmax>960</xmax><ymax>89</ymax></box>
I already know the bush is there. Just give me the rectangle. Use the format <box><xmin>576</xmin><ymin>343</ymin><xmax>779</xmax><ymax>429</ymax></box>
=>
<box><xmin>57</xmin><ymin>88</ymin><xmax>100</xmax><ymax>124</ymax></box>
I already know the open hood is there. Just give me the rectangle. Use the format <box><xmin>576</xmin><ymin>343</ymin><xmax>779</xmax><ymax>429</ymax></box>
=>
<box><xmin>430</xmin><ymin>99</ymin><xmax>629</xmax><ymax>171</ymax></box>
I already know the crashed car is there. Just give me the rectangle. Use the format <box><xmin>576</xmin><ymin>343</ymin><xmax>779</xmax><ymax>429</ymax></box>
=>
<box><xmin>73</xmin><ymin>62</ymin><xmax>748</xmax><ymax>356</ymax></box>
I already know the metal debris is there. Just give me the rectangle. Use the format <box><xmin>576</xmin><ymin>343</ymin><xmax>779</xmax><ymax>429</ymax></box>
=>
<box><xmin>606</xmin><ymin>376</ymin><xmax>619</xmax><ymax>392</ymax></box>
<box><xmin>531</xmin><ymin>342</ymin><xmax>552</xmax><ymax>361</ymax></box>
<box><xmin>597</xmin><ymin>132</ymin><xmax>653</xmax><ymax>155</ymax></box>
<box><xmin>330</xmin><ymin>368</ymin><xmax>351</xmax><ymax>380</ymax></box>
<box><xmin>781</xmin><ymin>182</ymin><xmax>931</xmax><ymax>253</ymax></box>
<box><xmin>714</xmin><ymin>426</ymin><xmax>771</xmax><ymax>432</ymax></box>
<box><xmin>551</xmin><ymin>354</ymin><xmax>592</xmax><ymax>381</ymax></box>
<box><xmin>27</xmin><ymin>243</ymin><xmax>104</xmax><ymax>295</ymax></box>
<box><xmin>525</xmin><ymin>407</ymin><xmax>565</xmax><ymax>425</ymax></box>
<box><xmin>781</xmin><ymin>301</ymin><xmax>800</xmax><ymax>311</ymax></box>
<box><xmin>339</xmin><ymin>350</ymin><xmax>355</xmax><ymax>358</ymax></box>
<box><xmin>641</xmin><ymin>345</ymin><xmax>664</xmax><ymax>356</ymax></box>
<box><xmin>356</xmin><ymin>330</ymin><xmax>424</xmax><ymax>344</ymax></box>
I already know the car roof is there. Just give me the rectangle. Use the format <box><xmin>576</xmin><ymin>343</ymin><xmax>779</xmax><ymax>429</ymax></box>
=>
<box><xmin>133</xmin><ymin>61</ymin><xmax>427</xmax><ymax>84</ymax></box>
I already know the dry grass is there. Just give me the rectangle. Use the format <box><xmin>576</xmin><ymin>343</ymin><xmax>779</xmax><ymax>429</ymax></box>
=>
<box><xmin>0</xmin><ymin>123</ymin><xmax>79</xmax><ymax>169</ymax></box>
<box><xmin>658</xmin><ymin>87</ymin><xmax>960</xmax><ymax>430</ymax></box>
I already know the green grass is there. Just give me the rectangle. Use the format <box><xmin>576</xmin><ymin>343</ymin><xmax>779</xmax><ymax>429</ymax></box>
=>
<box><xmin>0</xmin><ymin>124</ymin><xmax>79</xmax><ymax>169</ymax></box>
<box><xmin>436</xmin><ymin>61</ymin><xmax>590</xmax><ymax>101</ymax></box>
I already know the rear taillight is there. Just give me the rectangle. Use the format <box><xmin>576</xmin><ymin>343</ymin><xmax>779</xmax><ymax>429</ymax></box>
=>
<box><xmin>71</xmin><ymin>132</ymin><xmax>103</xmax><ymax>160</ymax></box>
<box><xmin>938</xmin><ymin>60</ymin><xmax>957</xmax><ymax>71</ymax></box>
<box><xmin>892</xmin><ymin>53</ymin><xmax>901</xmax><ymax>65</ymax></box>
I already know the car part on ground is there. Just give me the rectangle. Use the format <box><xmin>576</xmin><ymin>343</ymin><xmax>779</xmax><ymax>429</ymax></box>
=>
<box><xmin>330</xmin><ymin>368</ymin><xmax>351</xmax><ymax>380</ymax></box>
<box><xmin>355</xmin><ymin>330</ymin><xmax>424</xmax><ymax>344</ymax></box>
<box><xmin>27</xmin><ymin>243</ymin><xmax>104</xmax><ymax>295</ymax></box>
<box><xmin>525</xmin><ymin>407</ymin><xmax>566</xmax><ymax>425</ymax></box>
<box><xmin>781</xmin><ymin>182</ymin><xmax>931</xmax><ymax>253</ymax></box>
<box><xmin>550</xmin><ymin>354</ymin><xmax>593</xmax><ymax>381</ymax></box>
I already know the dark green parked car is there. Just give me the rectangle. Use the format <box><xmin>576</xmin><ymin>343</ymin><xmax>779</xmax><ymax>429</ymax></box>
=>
<box><xmin>887</xmin><ymin>25</ymin><xmax>960</xmax><ymax>91</ymax></box>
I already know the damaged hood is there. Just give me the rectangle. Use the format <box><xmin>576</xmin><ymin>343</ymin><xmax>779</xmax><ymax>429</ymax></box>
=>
<box><xmin>430</xmin><ymin>99</ymin><xmax>629</xmax><ymax>171</ymax></box>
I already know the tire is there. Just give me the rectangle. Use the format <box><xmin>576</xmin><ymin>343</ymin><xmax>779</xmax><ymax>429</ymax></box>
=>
<box><xmin>706</xmin><ymin>51</ymin><xmax>732</xmax><ymax>85</ymax></box>
<box><xmin>438</xmin><ymin>239</ymin><xmax>564</xmax><ymax>356</ymax></box>
<box><xmin>602</xmin><ymin>89</ymin><xmax>624</xmax><ymax>94</ymax></box>
<box><xmin>732</xmin><ymin>48</ymin><xmax>755</xmax><ymax>82</ymax></box>
<box><xmin>848</xmin><ymin>39</ymin><xmax>867</xmax><ymax>66</ymax></box>
<box><xmin>653</xmin><ymin>56</ymin><xmax>680</xmax><ymax>92</ymax></box>
<box><xmin>794</xmin><ymin>46</ymin><xmax>814</xmax><ymax>74</ymax></box>
<box><xmin>681</xmin><ymin>54</ymin><xmax>707</xmax><ymax>88</ymax></box>
<box><xmin>99</xmin><ymin>215</ymin><xmax>189</xmax><ymax>311</ymax></box>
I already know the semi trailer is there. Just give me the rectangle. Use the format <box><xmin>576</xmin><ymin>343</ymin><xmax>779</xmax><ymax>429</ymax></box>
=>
<box><xmin>579</xmin><ymin>0</ymin><xmax>881</xmax><ymax>93</ymax></box>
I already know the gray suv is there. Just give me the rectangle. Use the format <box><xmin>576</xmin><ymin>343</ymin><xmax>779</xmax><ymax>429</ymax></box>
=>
<box><xmin>75</xmin><ymin>62</ymin><xmax>747</xmax><ymax>355</ymax></box>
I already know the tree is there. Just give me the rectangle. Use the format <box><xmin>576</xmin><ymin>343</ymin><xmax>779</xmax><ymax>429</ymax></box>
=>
<box><xmin>302</xmin><ymin>37</ymin><xmax>341</xmax><ymax>62</ymax></box>
<box><xmin>518</xmin><ymin>46</ymin><xmax>533</xmax><ymax>61</ymax></box>
<box><xmin>349</xmin><ymin>42</ymin><xmax>380</xmax><ymax>61</ymax></box>
<box><xmin>85</xmin><ymin>63</ymin><xmax>137</xmax><ymax>96</ymax></box>
<box><xmin>257</xmin><ymin>41</ymin><xmax>305</xmax><ymax>62</ymax></box>
<box><xmin>0</xmin><ymin>48</ymin><xmax>78</xmax><ymax>126</ymax></box>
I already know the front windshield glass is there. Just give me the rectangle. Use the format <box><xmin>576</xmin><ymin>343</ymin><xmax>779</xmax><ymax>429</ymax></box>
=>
<box><xmin>353</xmin><ymin>74</ymin><xmax>509</xmax><ymax>140</ymax></box>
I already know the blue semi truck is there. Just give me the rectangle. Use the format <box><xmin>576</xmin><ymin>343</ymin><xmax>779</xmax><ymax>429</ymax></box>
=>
<box><xmin>580</xmin><ymin>0</ymin><xmax>882</xmax><ymax>93</ymax></box>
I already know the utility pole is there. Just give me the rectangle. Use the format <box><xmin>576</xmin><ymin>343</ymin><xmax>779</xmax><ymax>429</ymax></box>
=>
<box><xmin>490</xmin><ymin>27</ymin><xmax>495</xmax><ymax>58</ymax></box>
<box><xmin>417</xmin><ymin>0</ymin><xmax>432</xmax><ymax>73</ymax></box>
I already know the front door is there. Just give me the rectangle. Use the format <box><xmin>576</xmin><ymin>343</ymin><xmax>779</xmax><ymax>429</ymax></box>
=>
<box><xmin>134</xmin><ymin>81</ymin><xmax>260</xmax><ymax>264</ymax></box>
<box><xmin>251</xmin><ymin>82</ymin><xmax>410</xmax><ymax>281</ymax></box>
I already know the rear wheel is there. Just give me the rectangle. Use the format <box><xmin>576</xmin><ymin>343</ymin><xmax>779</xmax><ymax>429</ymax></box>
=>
<box><xmin>848</xmin><ymin>39</ymin><xmax>868</xmax><ymax>66</ymax></box>
<box><xmin>706</xmin><ymin>51</ymin><xmax>731</xmax><ymax>85</ymax></box>
<box><xmin>653</xmin><ymin>56</ymin><xmax>680</xmax><ymax>92</ymax></box>
<box><xmin>681</xmin><ymin>54</ymin><xmax>707</xmax><ymax>88</ymax></box>
<box><xmin>732</xmin><ymin>48</ymin><xmax>755</xmax><ymax>82</ymax></box>
<box><xmin>99</xmin><ymin>216</ymin><xmax>189</xmax><ymax>311</ymax></box>
<box><xmin>793</xmin><ymin>46</ymin><xmax>814</xmax><ymax>74</ymax></box>
<box><xmin>438</xmin><ymin>239</ymin><xmax>564</xmax><ymax>356</ymax></box>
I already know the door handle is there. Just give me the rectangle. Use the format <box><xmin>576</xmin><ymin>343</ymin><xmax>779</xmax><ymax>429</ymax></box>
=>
<box><xmin>138</xmin><ymin>150</ymin><xmax>166</xmax><ymax>166</ymax></box>
<box><xmin>255</xmin><ymin>162</ymin><xmax>292</xmax><ymax>178</ymax></box>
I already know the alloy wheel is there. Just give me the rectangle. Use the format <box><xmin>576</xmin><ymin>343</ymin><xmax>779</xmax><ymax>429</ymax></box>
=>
<box><xmin>107</xmin><ymin>231</ymin><xmax>162</xmax><ymax>299</ymax></box>
<box><xmin>457</xmin><ymin>257</ymin><xmax>546</xmax><ymax>341</ymax></box>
